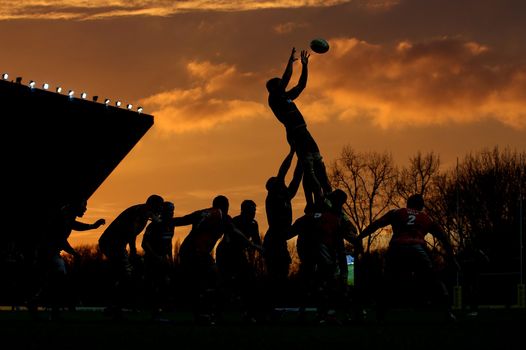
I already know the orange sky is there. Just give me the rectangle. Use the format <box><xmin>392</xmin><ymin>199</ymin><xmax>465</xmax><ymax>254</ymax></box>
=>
<box><xmin>1</xmin><ymin>0</ymin><xmax>524</xmax><ymax>247</ymax></box>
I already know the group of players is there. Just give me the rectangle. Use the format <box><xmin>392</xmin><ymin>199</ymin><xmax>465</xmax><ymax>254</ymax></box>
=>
<box><xmin>29</xmin><ymin>46</ymin><xmax>459</xmax><ymax>324</ymax></box>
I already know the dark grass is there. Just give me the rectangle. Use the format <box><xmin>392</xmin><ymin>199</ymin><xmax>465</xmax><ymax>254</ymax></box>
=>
<box><xmin>0</xmin><ymin>307</ymin><xmax>524</xmax><ymax>350</ymax></box>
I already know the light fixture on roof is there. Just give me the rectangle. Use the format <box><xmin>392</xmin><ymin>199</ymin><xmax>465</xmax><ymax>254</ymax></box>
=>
<box><xmin>115</xmin><ymin>100</ymin><xmax>122</xmax><ymax>107</ymax></box>
<box><xmin>42</xmin><ymin>83</ymin><xmax>49</xmax><ymax>90</ymax></box>
<box><xmin>80</xmin><ymin>92</ymin><xmax>87</xmax><ymax>99</ymax></box>
<box><xmin>56</xmin><ymin>86</ymin><xmax>62</xmax><ymax>93</ymax></box>
<box><xmin>1</xmin><ymin>73</ymin><xmax>8</xmax><ymax>80</ymax></box>
<box><xmin>137</xmin><ymin>106</ymin><xmax>143</xmax><ymax>114</ymax></box>
<box><xmin>93</xmin><ymin>96</ymin><xmax>99</xmax><ymax>102</ymax></box>
<box><xmin>15</xmin><ymin>77</ymin><xmax>22</xmax><ymax>84</ymax></box>
<box><xmin>104</xmin><ymin>98</ymin><xmax>110</xmax><ymax>105</ymax></box>
<box><xmin>29</xmin><ymin>80</ymin><xmax>36</xmax><ymax>89</ymax></box>
<box><xmin>68</xmin><ymin>90</ymin><xmax>74</xmax><ymax>98</ymax></box>
<box><xmin>126</xmin><ymin>104</ymin><xmax>133</xmax><ymax>110</ymax></box>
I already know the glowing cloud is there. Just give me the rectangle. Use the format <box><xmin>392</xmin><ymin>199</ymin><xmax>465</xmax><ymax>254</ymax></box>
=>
<box><xmin>141</xmin><ymin>35</ymin><xmax>526</xmax><ymax>136</ymax></box>
<box><xmin>0</xmin><ymin>0</ymin><xmax>352</xmax><ymax>20</ymax></box>
<box><xmin>139</xmin><ymin>60</ymin><xmax>267</xmax><ymax>134</ymax></box>
<box><xmin>301</xmin><ymin>36</ymin><xmax>526</xmax><ymax>130</ymax></box>
<box><xmin>273</xmin><ymin>21</ymin><xmax>309</xmax><ymax>34</ymax></box>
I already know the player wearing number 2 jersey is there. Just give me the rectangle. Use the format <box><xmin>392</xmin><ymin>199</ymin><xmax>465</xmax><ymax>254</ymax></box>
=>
<box><xmin>356</xmin><ymin>193</ymin><xmax>458</xmax><ymax>322</ymax></box>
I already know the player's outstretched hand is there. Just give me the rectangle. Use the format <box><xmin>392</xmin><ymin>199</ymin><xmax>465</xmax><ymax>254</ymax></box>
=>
<box><xmin>289</xmin><ymin>47</ymin><xmax>298</xmax><ymax>62</ymax></box>
<box><xmin>93</xmin><ymin>218</ymin><xmax>106</xmax><ymax>228</ymax></box>
<box><xmin>300</xmin><ymin>50</ymin><xmax>310</xmax><ymax>65</ymax></box>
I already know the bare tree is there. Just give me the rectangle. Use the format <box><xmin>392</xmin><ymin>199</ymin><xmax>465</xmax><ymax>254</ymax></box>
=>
<box><xmin>330</xmin><ymin>145</ymin><xmax>398</xmax><ymax>252</ymax></box>
<box><xmin>437</xmin><ymin>147</ymin><xmax>526</xmax><ymax>272</ymax></box>
<box><xmin>396</xmin><ymin>151</ymin><xmax>454</xmax><ymax>252</ymax></box>
<box><xmin>397</xmin><ymin>151</ymin><xmax>441</xmax><ymax>201</ymax></box>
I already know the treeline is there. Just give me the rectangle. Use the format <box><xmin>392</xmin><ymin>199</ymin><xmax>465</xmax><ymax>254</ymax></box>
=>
<box><xmin>0</xmin><ymin>146</ymin><xmax>524</xmax><ymax>308</ymax></box>
<box><xmin>331</xmin><ymin>145</ymin><xmax>525</xmax><ymax>271</ymax></box>
<box><xmin>331</xmin><ymin>145</ymin><xmax>525</xmax><ymax>306</ymax></box>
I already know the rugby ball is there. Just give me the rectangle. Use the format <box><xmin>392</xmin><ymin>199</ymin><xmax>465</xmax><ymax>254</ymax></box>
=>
<box><xmin>310</xmin><ymin>38</ymin><xmax>330</xmax><ymax>54</ymax></box>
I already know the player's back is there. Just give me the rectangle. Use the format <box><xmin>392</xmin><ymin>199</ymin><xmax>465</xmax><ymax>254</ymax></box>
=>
<box><xmin>389</xmin><ymin>208</ymin><xmax>433</xmax><ymax>246</ymax></box>
<box><xmin>99</xmin><ymin>204</ymin><xmax>148</xmax><ymax>246</ymax></box>
<box><xmin>183</xmin><ymin>207</ymin><xmax>224</xmax><ymax>255</ymax></box>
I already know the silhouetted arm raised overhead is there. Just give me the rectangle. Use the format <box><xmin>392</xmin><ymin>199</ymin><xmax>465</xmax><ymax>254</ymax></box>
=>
<box><xmin>280</xmin><ymin>47</ymin><xmax>297</xmax><ymax>90</ymax></box>
<box><xmin>285</xmin><ymin>50</ymin><xmax>309</xmax><ymax>100</ymax></box>
<box><xmin>277</xmin><ymin>146</ymin><xmax>296</xmax><ymax>182</ymax></box>
<box><xmin>287</xmin><ymin>157</ymin><xmax>303</xmax><ymax>200</ymax></box>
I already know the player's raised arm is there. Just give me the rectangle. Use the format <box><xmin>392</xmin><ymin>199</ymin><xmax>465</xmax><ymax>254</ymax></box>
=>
<box><xmin>280</xmin><ymin>47</ymin><xmax>297</xmax><ymax>89</ymax></box>
<box><xmin>277</xmin><ymin>145</ymin><xmax>295</xmax><ymax>182</ymax></box>
<box><xmin>286</xmin><ymin>50</ymin><xmax>309</xmax><ymax>100</ymax></box>
<box><xmin>287</xmin><ymin>156</ymin><xmax>303</xmax><ymax>200</ymax></box>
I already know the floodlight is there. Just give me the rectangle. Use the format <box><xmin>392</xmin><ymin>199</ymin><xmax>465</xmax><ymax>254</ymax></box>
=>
<box><xmin>80</xmin><ymin>92</ymin><xmax>87</xmax><ymax>99</ymax></box>
<box><xmin>104</xmin><ymin>98</ymin><xmax>110</xmax><ymax>105</ymax></box>
<box><xmin>126</xmin><ymin>104</ymin><xmax>133</xmax><ymax>110</ymax></box>
<box><xmin>115</xmin><ymin>100</ymin><xmax>122</xmax><ymax>107</ymax></box>
<box><xmin>29</xmin><ymin>80</ymin><xmax>36</xmax><ymax>88</ymax></box>
<box><xmin>137</xmin><ymin>106</ymin><xmax>143</xmax><ymax>114</ymax></box>
<box><xmin>42</xmin><ymin>83</ymin><xmax>49</xmax><ymax>90</ymax></box>
<box><xmin>56</xmin><ymin>86</ymin><xmax>62</xmax><ymax>93</ymax></box>
<box><xmin>68</xmin><ymin>90</ymin><xmax>74</xmax><ymax>97</ymax></box>
<box><xmin>1</xmin><ymin>73</ymin><xmax>8</xmax><ymax>80</ymax></box>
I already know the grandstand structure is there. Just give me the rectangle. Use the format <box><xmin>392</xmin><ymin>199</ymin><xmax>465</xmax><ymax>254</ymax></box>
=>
<box><xmin>0</xmin><ymin>75</ymin><xmax>153</xmax><ymax>251</ymax></box>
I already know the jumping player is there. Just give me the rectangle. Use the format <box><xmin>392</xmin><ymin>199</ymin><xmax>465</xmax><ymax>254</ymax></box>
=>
<box><xmin>266</xmin><ymin>47</ymin><xmax>332</xmax><ymax>213</ymax></box>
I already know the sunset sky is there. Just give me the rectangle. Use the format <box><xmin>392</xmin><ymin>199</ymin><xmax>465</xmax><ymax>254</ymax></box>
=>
<box><xmin>1</xmin><ymin>0</ymin><xmax>524</xmax><ymax>247</ymax></box>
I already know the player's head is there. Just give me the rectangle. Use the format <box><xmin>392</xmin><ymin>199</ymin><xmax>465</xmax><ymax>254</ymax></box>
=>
<box><xmin>266</xmin><ymin>176</ymin><xmax>285</xmax><ymax>193</ymax></box>
<box><xmin>146</xmin><ymin>194</ymin><xmax>164</xmax><ymax>215</ymax></box>
<box><xmin>76</xmin><ymin>199</ymin><xmax>88</xmax><ymax>217</ymax></box>
<box><xmin>407</xmin><ymin>194</ymin><xmax>424</xmax><ymax>210</ymax></box>
<box><xmin>241</xmin><ymin>199</ymin><xmax>256</xmax><ymax>219</ymax></box>
<box><xmin>266</xmin><ymin>77</ymin><xmax>282</xmax><ymax>93</ymax></box>
<box><xmin>266</xmin><ymin>177</ymin><xmax>276</xmax><ymax>191</ymax></box>
<box><xmin>327</xmin><ymin>189</ymin><xmax>347</xmax><ymax>209</ymax></box>
<box><xmin>146</xmin><ymin>194</ymin><xmax>164</xmax><ymax>206</ymax></box>
<box><xmin>62</xmin><ymin>198</ymin><xmax>88</xmax><ymax>218</ymax></box>
<box><xmin>162</xmin><ymin>201</ymin><xmax>175</xmax><ymax>217</ymax></box>
<box><xmin>213</xmin><ymin>195</ymin><xmax>229</xmax><ymax>214</ymax></box>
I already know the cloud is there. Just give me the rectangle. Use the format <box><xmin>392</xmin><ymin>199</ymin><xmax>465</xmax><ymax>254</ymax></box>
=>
<box><xmin>300</xmin><ymin>36</ymin><xmax>526</xmax><ymax>130</ymax></box>
<box><xmin>141</xmin><ymin>35</ymin><xmax>526</xmax><ymax>137</ymax></box>
<box><xmin>273</xmin><ymin>21</ymin><xmax>309</xmax><ymax>34</ymax></box>
<box><xmin>139</xmin><ymin>60</ymin><xmax>267</xmax><ymax>134</ymax></box>
<box><xmin>0</xmin><ymin>0</ymin><xmax>352</xmax><ymax>21</ymax></box>
<box><xmin>354</xmin><ymin>0</ymin><xmax>400</xmax><ymax>11</ymax></box>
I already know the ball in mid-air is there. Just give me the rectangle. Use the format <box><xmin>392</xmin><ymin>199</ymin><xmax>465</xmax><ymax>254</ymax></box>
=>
<box><xmin>310</xmin><ymin>38</ymin><xmax>330</xmax><ymax>54</ymax></box>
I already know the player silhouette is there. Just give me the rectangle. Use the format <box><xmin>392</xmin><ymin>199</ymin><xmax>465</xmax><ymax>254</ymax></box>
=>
<box><xmin>267</xmin><ymin>47</ymin><xmax>332</xmax><ymax>213</ymax></box>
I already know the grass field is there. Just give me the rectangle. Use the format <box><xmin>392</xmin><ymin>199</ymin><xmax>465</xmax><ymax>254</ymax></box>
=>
<box><xmin>0</xmin><ymin>306</ymin><xmax>524</xmax><ymax>350</ymax></box>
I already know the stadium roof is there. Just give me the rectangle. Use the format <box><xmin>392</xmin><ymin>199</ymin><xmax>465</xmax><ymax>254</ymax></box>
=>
<box><xmin>0</xmin><ymin>77</ymin><xmax>153</xmax><ymax>238</ymax></box>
